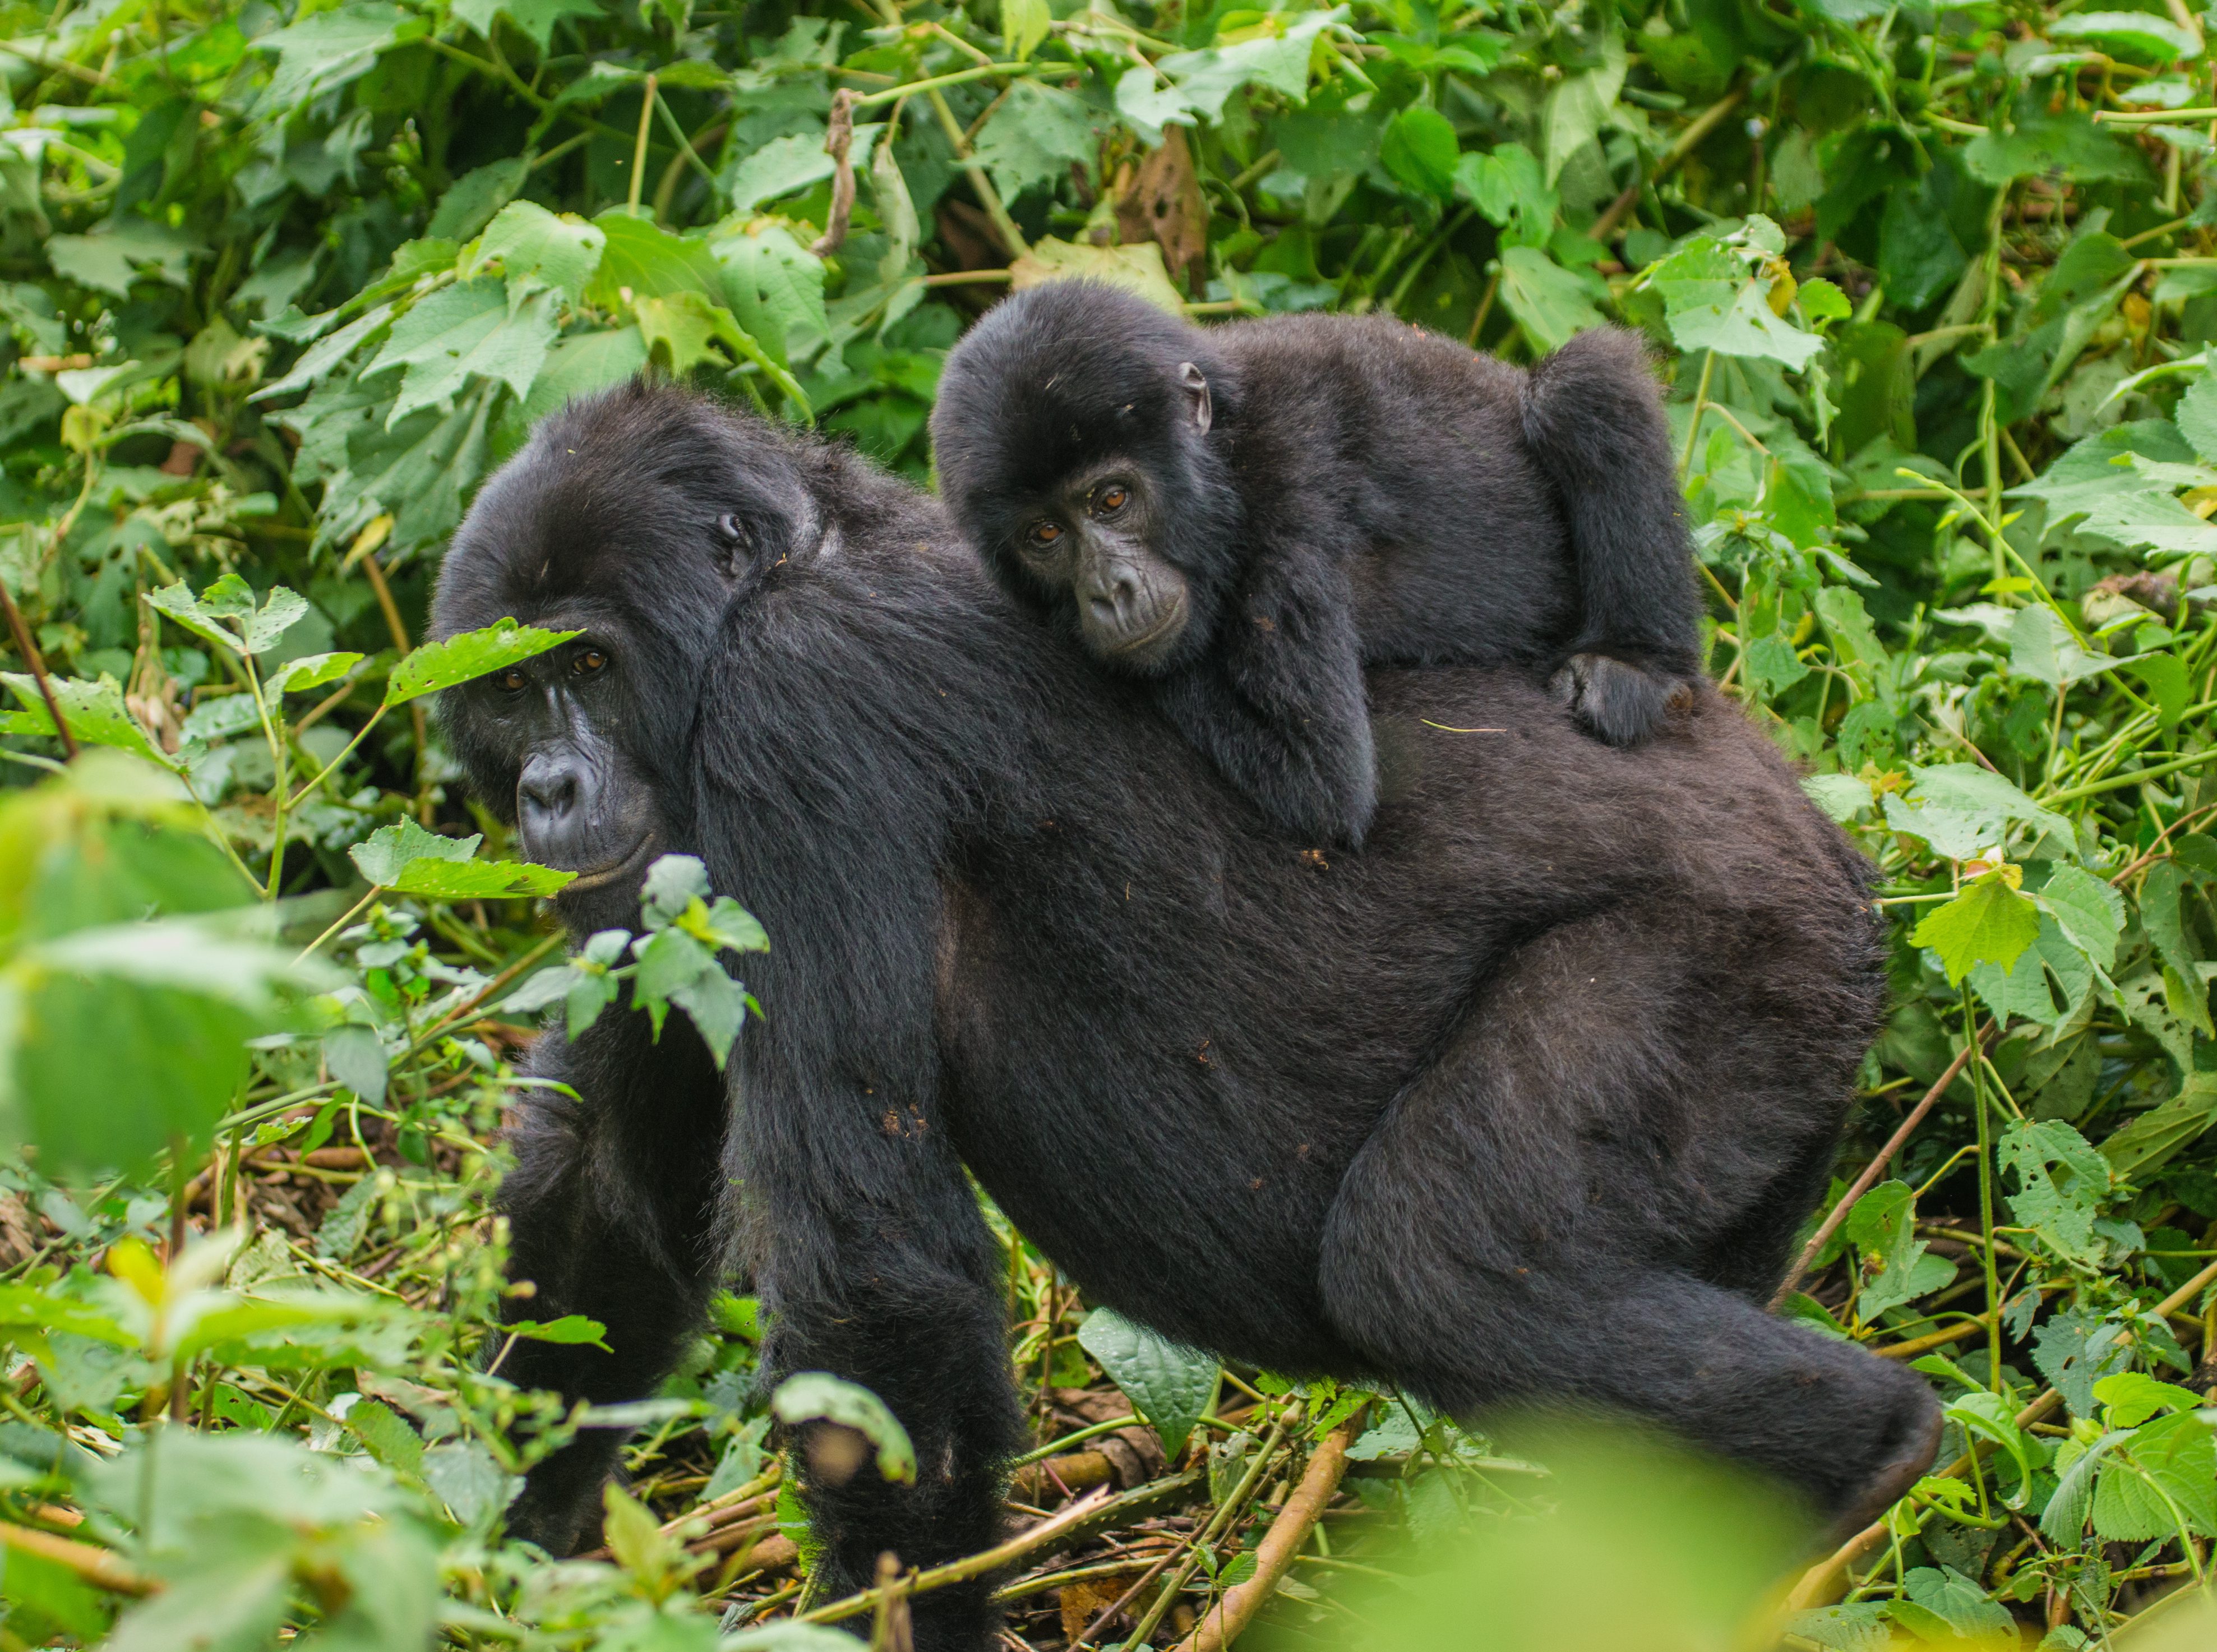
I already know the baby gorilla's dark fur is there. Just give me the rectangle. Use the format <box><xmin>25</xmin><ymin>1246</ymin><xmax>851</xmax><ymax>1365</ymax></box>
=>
<box><xmin>931</xmin><ymin>282</ymin><xmax>1703</xmax><ymax>845</ymax></box>
<box><xmin>434</xmin><ymin>385</ymin><xmax>1938</xmax><ymax>1652</ymax></box>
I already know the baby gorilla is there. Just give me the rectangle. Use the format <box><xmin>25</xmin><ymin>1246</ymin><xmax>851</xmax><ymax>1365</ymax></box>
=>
<box><xmin>931</xmin><ymin>282</ymin><xmax>1702</xmax><ymax>845</ymax></box>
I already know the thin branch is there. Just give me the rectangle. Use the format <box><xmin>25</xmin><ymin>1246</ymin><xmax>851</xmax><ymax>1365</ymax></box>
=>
<box><xmin>1768</xmin><ymin>1027</ymin><xmax>1990</xmax><ymax>1312</ymax></box>
<box><xmin>0</xmin><ymin>579</ymin><xmax>78</xmax><ymax>760</ymax></box>
<box><xmin>1172</xmin><ymin>1419</ymin><xmax>1360</xmax><ymax>1652</ymax></box>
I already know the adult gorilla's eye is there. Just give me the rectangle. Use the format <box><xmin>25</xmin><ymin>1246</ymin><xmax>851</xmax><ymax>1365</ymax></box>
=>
<box><xmin>717</xmin><ymin>512</ymin><xmax>746</xmax><ymax>544</ymax></box>
<box><xmin>1028</xmin><ymin>521</ymin><xmax>1064</xmax><ymax>550</ymax></box>
<box><xmin>495</xmin><ymin>668</ymin><xmax>529</xmax><ymax>694</ymax></box>
<box><xmin>572</xmin><ymin>648</ymin><xmax>609</xmax><ymax>676</ymax></box>
<box><xmin>1095</xmin><ymin>485</ymin><xmax>1129</xmax><ymax>514</ymax></box>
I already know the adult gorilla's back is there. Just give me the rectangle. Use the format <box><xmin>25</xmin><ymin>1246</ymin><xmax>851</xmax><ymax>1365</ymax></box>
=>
<box><xmin>432</xmin><ymin>384</ymin><xmax>1936</xmax><ymax>1650</ymax></box>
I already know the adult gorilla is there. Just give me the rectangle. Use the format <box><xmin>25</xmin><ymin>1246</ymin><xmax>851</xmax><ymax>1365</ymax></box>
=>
<box><xmin>431</xmin><ymin>383</ymin><xmax>1936</xmax><ymax>1648</ymax></box>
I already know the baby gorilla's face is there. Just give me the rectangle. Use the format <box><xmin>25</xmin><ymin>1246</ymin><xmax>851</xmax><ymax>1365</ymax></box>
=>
<box><xmin>1013</xmin><ymin>463</ymin><xmax>1195</xmax><ymax>672</ymax></box>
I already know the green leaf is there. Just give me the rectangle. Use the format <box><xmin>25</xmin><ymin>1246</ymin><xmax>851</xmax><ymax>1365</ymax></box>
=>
<box><xmin>1001</xmin><ymin>0</ymin><xmax>1050</xmax><ymax>60</ymax></box>
<box><xmin>2035</xmin><ymin>865</ymin><xmax>2124</xmax><ymax>973</ymax></box>
<box><xmin>2176</xmin><ymin>371</ymin><xmax>2217</xmax><ymax>464</ymax></box>
<box><xmin>505</xmin><ymin>1315</ymin><xmax>611</xmax><ymax>1348</ymax></box>
<box><xmin>0</xmin><ymin>674</ymin><xmax>175</xmax><ymax>770</ymax></box>
<box><xmin>2101</xmin><ymin>1072</ymin><xmax>2217</xmax><ymax>1179</ymax></box>
<box><xmin>518</xmin><ymin>326</ymin><xmax>652</xmax><ymax>424</ymax></box>
<box><xmin>1943</xmin><ymin>1391</ymin><xmax>2043</xmax><ymax>1504</ymax></box>
<box><xmin>2047</xmin><ymin>11</ymin><xmax>2200</xmax><ymax>63</ymax></box>
<box><xmin>1893</xmin><ymin>1567</ymin><xmax>2014</xmax><ymax>1641</ymax></box>
<box><xmin>1077</xmin><ymin>1306</ymin><xmax>1218</xmax><ymax>1457</ymax></box>
<box><xmin>588</xmin><ymin>213</ymin><xmax>723</xmax><ymax>308</ymax></box>
<box><xmin>976</xmin><ymin>84</ymin><xmax>1098</xmax><ymax>204</ymax></box>
<box><xmin>769</xmin><ymin>1373</ymin><xmax>916</xmax><ymax>1483</ymax></box>
<box><xmin>269</xmin><ymin>652</ymin><xmax>365</xmax><ymax>695</ymax></box>
<box><xmin>250</xmin><ymin>2</ymin><xmax>426</xmax><ymax>107</ymax></box>
<box><xmin>1911</xmin><ymin>872</ymin><xmax>2043</xmax><ymax>984</ymax></box>
<box><xmin>348</xmin><ymin>819</ymin><xmax>478</xmax><ymax>887</ymax></box>
<box><xmin>427</xmin><ymin>156</ymin><xmax>529</xmax><ymax>243</ymax></box>
<box><xmin>1114</xmin><ymin>8</ymin><xmax>1345</xmax><ymax>138</ymax></box>
<box><xmin>726</xmin><ymin>131</ymin><xmax>842</xmax><ymax>215</ymax></box>
<box><xmin>1844</xmin><ymin>1181</ymin><xmax>1956</xmax><ymax>1320</ymax></box>
<box><xmin>45</xmin><ymin>221</ymin><xmax>198</xmax><ymax>298</ymax></box>
<box><xmin>2001</xmin><ymin>1118</ymin><xmax>2114</xmax><ymax>1264</ymax></box>
<box><xmin>382</xmin><ymin>858</ymin><xmax>575</xmax><ymax>899</ymax></box>
<box><xmin>385</xmin><ymin>619</ymin><xmax>580</xmax><ymax>707</ymax></box>
<box><xmin>1539</xmin><ymin>30</ymin><xmax>1626</xmax><ymax>185</ymax></box>
<box><xmin>1495</xmin><ymin>246</ymin><xmax>1605</xmax><ymax>356</ymax></box>
<box><xmin>714</xmin><ymin>225</ymin><xmax>829</xmax><ymax>370</ymax></box>
<box><xmin>1453</xmin><ymin>144</ymin><xmax>1556</xmax><ymax>247</ymax></box>
<box><xmin>363</xmin><ymin>278</ymin><xmax>556</xmax><ymax>422</ymax></box>
<box><xmin>477</xmin><ymin>201</ymin><xmax>605</xmax><ymax>304</ymax></box>
<box><xmin>1009</xmin><ymin>238</ymin><xmax>1188</xmax><ymax>315</ymax></box>
<box><xmin>1648</xmin><ymin>240</ymin><xmax>1823</xmax><ymax>368</ymax></box>
<box><xmin>1380</xmin><ymin>106</ymin><xmax>1459</xmax><ymax>201</ymax></box>
<box><xmin>2093</xmin><ymin>1372</ymin><xmax>2205</xmax><ymax>1429</ymax></box>
<box><xmin>1963</xmin><ymin>111</ymin><xmax>2146</xmax><ymax>187</ymax></box>
<box><xmin>452</xmin><ymin>0</ymin><xmax>604</xmax><ymax>52</ymax></box>
<box><xmin>2009</xmin><ymin>604</ymin><xmax>2137</xmax><ymax>688</ymax></box>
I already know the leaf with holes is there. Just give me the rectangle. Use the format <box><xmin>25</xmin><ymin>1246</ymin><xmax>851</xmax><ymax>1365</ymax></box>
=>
<box><xmin>384</xmin><ymin>620</ymin><xmax>579</xmax><ymax>707</ymax></box>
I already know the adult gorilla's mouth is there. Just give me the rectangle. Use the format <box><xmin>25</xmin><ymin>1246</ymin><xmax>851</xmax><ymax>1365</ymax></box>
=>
<box><xmin>555</xmin><ymin>833</ymin><xmax>657</xmax><ymax>894</ymax></box>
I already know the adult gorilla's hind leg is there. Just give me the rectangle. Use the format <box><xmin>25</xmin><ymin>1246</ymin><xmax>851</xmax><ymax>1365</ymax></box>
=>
<box><xmin>1317</xmin><ymin>910</ymin><xmax>1941</xmax><ymax>1535</ymax></box>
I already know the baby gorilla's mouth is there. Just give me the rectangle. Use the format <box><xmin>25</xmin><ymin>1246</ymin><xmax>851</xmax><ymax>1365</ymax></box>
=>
<box><xmin>556</xmin><ymin>833</ymin><xmax>656</xmax><ymax>893</ymax></box>
<box><xmin>1103</xmin><ymin>589</ymin><xmax>1190</xmax><ymax>666</ymax></box>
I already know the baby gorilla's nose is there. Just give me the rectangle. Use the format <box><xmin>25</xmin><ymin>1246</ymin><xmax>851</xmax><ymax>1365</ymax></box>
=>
<box><xmin>1088</xmin><ymin>569</ymin><xmax>1140</xmax><ymax>631</ymax></box>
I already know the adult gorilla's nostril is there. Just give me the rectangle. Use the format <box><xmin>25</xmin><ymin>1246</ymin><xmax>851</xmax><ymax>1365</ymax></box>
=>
<box><xmin>1087</xmin><ymin>594</ymin><xmax>1120</xmax><ymax>629</ymax></box>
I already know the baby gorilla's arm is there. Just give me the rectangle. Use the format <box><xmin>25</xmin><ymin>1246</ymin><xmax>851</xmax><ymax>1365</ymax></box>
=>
<box><xmin>1153</xmin><ymin>550</ymin><xmax>1377</xmax><ymax>847</ymax></box>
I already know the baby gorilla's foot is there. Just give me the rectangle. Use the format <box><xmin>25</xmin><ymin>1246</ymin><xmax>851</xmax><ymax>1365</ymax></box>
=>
<box><xmin>1551</xmin><ymin>653</ymin><xmax>1696</xmax><ymax>746</ymax></box>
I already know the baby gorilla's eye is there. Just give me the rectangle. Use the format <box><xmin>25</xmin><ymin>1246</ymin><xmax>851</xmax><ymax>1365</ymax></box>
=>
<box><xmin>495</xmin><ymin>668</ymin><xmax>529</xmax><ymax>694</ymax></box>
<box><xmin>572</xmin><ymin>648</ymin><xmax>608</xmax><ymax>676</ymax></box>
<box><xmin>1028</xmin><ymin>521</ymin><xmax>1064</xmax><ymax>549</ymax></box>
<box><xmin>1095</xmin><ymin>485</ymin><xmax>1129</xmax><ymax>514</ymax></box>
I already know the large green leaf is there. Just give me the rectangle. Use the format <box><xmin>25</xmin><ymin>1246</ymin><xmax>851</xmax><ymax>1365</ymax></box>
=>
<box><xmin>385</xmin><ymin>619</ymin><xmax>580</xmax><ymax>706</ymax></box>
<box><xmin>1911</xmin><ymin>871</ymin><xmax>2043</xmax><ymax>984</ymax></box>
<box><xmin>362</xmin><ymin>278</ymin><xmax>556</xmax><ymax>422</ymax></box>
<box><xmin>1077</xmin><ymin>1305</ymin><xmax>1218</xmax><ymax>1456</ymax></box>
<box><xmin>250</xmin><ymin>2</ymin><xmax>426</xmax><ymax>107</ymax></box>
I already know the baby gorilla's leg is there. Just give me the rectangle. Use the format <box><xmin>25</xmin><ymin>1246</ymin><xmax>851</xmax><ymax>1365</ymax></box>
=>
<box><xmin>1551</xmin><ymin>651</ymin><xmax>1697</xmax><ymax>746</ymax></box>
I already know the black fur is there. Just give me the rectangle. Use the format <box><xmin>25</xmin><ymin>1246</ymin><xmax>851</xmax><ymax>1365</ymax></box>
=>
<box><xmin>432</xmin><ymin>384</ymin><xmax>1936</xmax><ymax>1650</ymax></box>
<box><xmin>930</xmin><ymin>283</ymin><xmax>1705</xmax><ymax>845</ymax></box>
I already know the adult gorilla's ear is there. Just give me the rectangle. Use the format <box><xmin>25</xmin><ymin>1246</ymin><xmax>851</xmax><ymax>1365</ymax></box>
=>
<box><xmin>712</xmin><ymin>510</ymin><xmax>750</xmax><ymax>577</ymax></box>
<box><xmin>1177</xmin><ymin>362</ymin><xmax>1212</xmax><ymax>436</ymax></box>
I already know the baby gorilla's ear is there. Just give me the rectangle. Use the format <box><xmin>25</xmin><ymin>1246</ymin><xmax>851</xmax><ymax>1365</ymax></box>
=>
<box><xmin>1177</xmin><ymin>362</ymin><xmax>1212</xmax><ymax>435</ymax></box>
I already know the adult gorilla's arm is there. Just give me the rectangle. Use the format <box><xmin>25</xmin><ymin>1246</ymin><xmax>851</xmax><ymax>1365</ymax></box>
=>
<box><xmin>497</xmin><ymin>1000</ymin><xmax>728</xmax><ymax>1556</ymax></box>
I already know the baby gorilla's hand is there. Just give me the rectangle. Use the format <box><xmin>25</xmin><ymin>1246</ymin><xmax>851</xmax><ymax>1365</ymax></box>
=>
<box><xmin>1551</xmin><ymin>652</ymin><xmax>1697</xmax><ymax>746</ymax></box>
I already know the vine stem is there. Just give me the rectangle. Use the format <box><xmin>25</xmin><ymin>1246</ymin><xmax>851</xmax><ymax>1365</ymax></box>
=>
<box><xmin>1965</xmin><ymin>987</ymin><xmax>2002</xmax><ymax>1389</ymax></box>
<box><xmin>798</xmin><ymin>1486</ymin><xmax>1110</xmax><ymax>1626</ymax></box>
<box><xmin>1679</xmin><ymin>350</ymin><xmax>1716</xmax><ymax>481</ymax></box>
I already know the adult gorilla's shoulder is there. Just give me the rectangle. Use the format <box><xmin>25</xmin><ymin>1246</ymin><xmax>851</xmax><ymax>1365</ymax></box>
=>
<box><xmin>429</xmin><ymin>383</ymin><xmax>1929</xmax><ymax>1652</ymax></box>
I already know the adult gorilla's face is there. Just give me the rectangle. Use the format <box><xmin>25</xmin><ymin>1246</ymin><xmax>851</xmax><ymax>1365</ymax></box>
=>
<box><xmin>445</xmin><ymin>631</ymin><xmax>664</xmax><ymax>898</ymax></box>
<box><xmin>431</xmin><ymin>382</ymin><xmax>823</xmax><ymax>926</ymax></box>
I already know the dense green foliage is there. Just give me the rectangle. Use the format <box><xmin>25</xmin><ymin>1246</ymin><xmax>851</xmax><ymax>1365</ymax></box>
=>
<box><xmin>4</xmin><ymin>0</ymin><xmax>2217</xmax><ymax>1645</ymax></box>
